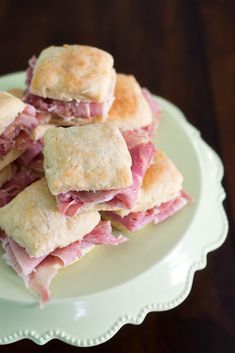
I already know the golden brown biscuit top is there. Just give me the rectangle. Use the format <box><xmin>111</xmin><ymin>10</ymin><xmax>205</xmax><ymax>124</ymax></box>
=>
<box><xmin>43</xmin><ymin>123</ymin><xmax>133</xmax><ymax>195</ymax></box>
<box><xmin>108</xmin><ymin>74</ymin><xmax>152</xmax><ymax>130</ymax></box>
<box><xmin>30</xmin><ymin>45</ymin><xmax>116</xmax><ymax>102</ymax></box>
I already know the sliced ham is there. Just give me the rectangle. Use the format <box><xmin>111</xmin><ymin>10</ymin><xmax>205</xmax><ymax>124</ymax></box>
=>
<box><xmin>81</xmin><ymin>220</ymin><xmax>127</xmax><ymax>246</ymax></box>
<box><xmin>128</xmin><ymin>140</ymin><xmax>155</xmax><ymax>177</ymax></box>
<box><xmin>51</xmin><ymin>241</ymin><xmax>84</xmax><ymax>266</ymax></box>
<box><xmin>7</xmin><ymin>238</ymin><xmax>46</xmax><ymax>276</ymax></box>
<box><xmin>50</xmin><ymin>221</ymin><xmax>126</xmax><ymax>265</ymax></box>
<box><xmin>57</xmin><ymin>199</ymin><xmax>83</xmax><ymax>217</ymax></box>
<box><xmin>26</xmin><ymin>154</ymin><xmax>44</xmax><ymax>173</ymax></box>
<box><xmin>26</xmin><ymin>55</ymin><xmax>36</xmax><ymax>87</ymax></box>
<box><xmin>0</xmin><ymin>141</ymin><xmax>44</xmax><ymax>207</ymax></box>
<box><xmin>140</xmin><ymin>88</ymin><xmax>162</xmax><ymax>138</ymax></box>
<box><xmin>24</xmin><ymin>92</ymin><xmax>114</xmax><ymax>121</ymax></box>
<box><xmin>104</xmin><ymin>191</ymin><xmax>191</xmax><ymax>231</ymax></box>
<box><xmin>14</xmin><ymin>131</ymin><xmax>34</xmax><ymax>151</ymax></box>
<box><xmin>0</xmin><ymin>167</ymin><xmax>39</xmax><ymax>207</ymax></box>
<box><xmin>142</xmin><ymin>88</ymin><xmax>161</xmax><ymax>117</ymax></box>
<box><xmin>28</xmin><ymin>256</ymin><xmax>63</xmax><ymax>306</ymax></box>
<box><xmin>140</xmin><ymin>118</ymin><xmax>159</xmax><ymax>139</ymax></box>
<box><xmin>19</xmin><ymin>146</ymin><xmax>44</xmax><ymax>174</ymax></box>
<box><xmin>1</xmin><ymin>237</ymin><xmax>23</xmax><ymax>277</ymax></box>
<box><xmin>0</xmin><ymin>100</ymin><xmax>49</xmax><ymax>159</ymax></box>
<box><xmin>122</xmin><ymin>129</ymin><xmax>150</xmax><ymax>150</ymax></box>
<box><xmin>0</xmin><ymin>221</ymin><xmax>127</xmax><ymax>306</ymax></box>
<box><xmin>0</xmin><ymin>105</ymin><xmax>38</xmax><ymax>157</ymax></box>
<box><xmin>57</xmin><ymin>131</ymin><xmax>156</xmax><ymax>216</ymax></box>
<box><xmin>17</xmin><ymin>140</ymin><xmax>43</xmax><ymax>165</ymax></box>
<box><xmin>24</xmin><ymin>56</ymin><xmax>114</xmax><ymax>121</ymax></box>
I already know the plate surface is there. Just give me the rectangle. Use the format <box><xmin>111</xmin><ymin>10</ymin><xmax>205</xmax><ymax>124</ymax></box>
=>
<box><xmin>0</xmin><ymin>72</ymin><xmax>228</xmax><ymax>346</ymax></box>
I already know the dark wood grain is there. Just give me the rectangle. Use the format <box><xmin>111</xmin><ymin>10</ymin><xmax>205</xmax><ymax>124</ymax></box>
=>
<box><xmin>0</xmin><ymin>0</ymin><xmax>234</xmax><ymax>352</ymax></box>
<box><xmin>199</xmin><ymin>0</ymin><xmax>235</xmax><ymax>230</ymax></box>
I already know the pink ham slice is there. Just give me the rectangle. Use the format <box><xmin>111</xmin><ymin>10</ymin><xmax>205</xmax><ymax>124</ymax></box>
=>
<box><xmin>140</xmin><ymin>88</ymin><xmax>162</xmax><ymax>138</ymax></box>
<box><xmin>0</xmin><ymin>221</ymin><xmax>127</xmax><ymax>306</ymax></box>
<box><xmin>0</xmin><ymin>140</ymin><xmax>44</xmax><ymax>208</ymax></box>
<box><xmin>14</xmin><ymin>131</ymin><xmax>34</xmax><ymax>151</ymax></box>
<box><xmin>17</xmin><ymin>139</ymin><xmax>44</xmax><ymax>173</ymax></box>
<box><xmin>28</xmin><ymin>256</ymin><xmax>63</xmax><ymax>306</ymax></box>
<box><xmin>17</xmin><ymin>140</ymin><xmax>43</xmax><ymax>166</ymax></box>
<box><xmin>1</xmin><ymin>237</ymin><xmax>23</xmax><ymax>277</ymax></box>
<box><xmin>0</xmin><ymin>105</ymin><xmax>38</xmax><ymax>157</ymax></box>
<box><xmin>0</xmin><ymin>167</ymin><xmax>39</xmax><ymax>207</ymax></box>
<box><xmin>57</xmin><ymin>131</ymin><xmax>156</xmax><ymax>216</ymax></box>
<box><xmin>140</xmin><ymin>118</ymin><xmax>159</xmax><ymax>139</ymax></box>
<box><xmin>0</xmin><ymin>104</ymin><xmax>49</xmax><ymax>158</ymax></box>
<box><xmin>24</xmin><ymin>56</ymin><xmax>113</xmax><ymax>121</ymax></box>
<box><xmin>104</xmin><ymin>191</ymin><xmax>191</xmax><ymax>231</ymax></box>
<box><xmin>50</xmin><ymin>222</ymin><xmax>126</xmax><ymax>265</ymax></box>
<box><xmin>142</xmin><ymin>88</ymin><xmax>161</xmax><ymax>117</ymax></box>
<box><xmin>81</xmin><ymin>220</ymin><xmax>126</xmax><ymax>246</ymax></box>
<box><xmin>26</xmin><ymin>153</ymin><xmax>44</xmax><ymax>173</ymax></box>
<box><xmin>6</xmin><ymin>238</ymin><xmax>46</xmax><ymax>276</ymax></box>
<box><xmin>24</xmin><ymin>93</ymin><xmax>114</xmax><ymax>121</ymax></box>
<box><xmin>57</xmin><ymin>199</ymin><xmax>82</xmax><ymax>217</ymax></box>
<box><xmin>50</xmin><ymin>242</ymin><xmax>84</xmax><ymax>266</ymax></box>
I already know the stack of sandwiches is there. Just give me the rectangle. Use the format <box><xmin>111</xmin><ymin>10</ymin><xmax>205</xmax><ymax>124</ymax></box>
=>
<box><xmin>0</xmin><ymin>44</ymin><xmax>190</xmax><ymax>306</ymax></box>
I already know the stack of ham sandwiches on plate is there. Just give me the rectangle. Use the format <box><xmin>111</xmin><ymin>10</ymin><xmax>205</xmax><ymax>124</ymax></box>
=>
<box><xmin>0</xmin><ymin>44</ymin><xmax>190</xmax><ymax>306</ymax></box>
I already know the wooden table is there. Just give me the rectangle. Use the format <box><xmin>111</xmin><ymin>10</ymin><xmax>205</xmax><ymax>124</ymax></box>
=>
<box><xmin>0</xmin><ymin>0</ymin><xmax>234</xmax><ymax>352</ymax></box>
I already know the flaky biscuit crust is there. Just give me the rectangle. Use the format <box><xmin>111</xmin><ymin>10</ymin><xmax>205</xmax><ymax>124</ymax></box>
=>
<box><xmin>0</xmin><ymin>179</ymin><xmax>101</xmax><ymax>257</ymax></box>
<box><xmin>108</xmin><ymin>74</ymin><xmax>152</xmax><ymax>130</ymax></box>
<box><xmin>30</xmin><ymin>45</ymin><xmax>116</xmax><ymax>102</ymax></box>
<box><xmin>43</xmin><ymin>124</ymin><xmax>132</xmax><ymax>195</ymax></box>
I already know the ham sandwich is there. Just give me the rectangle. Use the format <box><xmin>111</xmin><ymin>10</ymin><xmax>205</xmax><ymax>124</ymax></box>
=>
<box><xmin>24</xmin><ymin>45</ymin><xmax>116</xmax><ymax>124</ymax></box>
<box><xmin>0</xmin><ymin>179</ymin><xmax>127</xmax><ymax>306</ymax></box>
